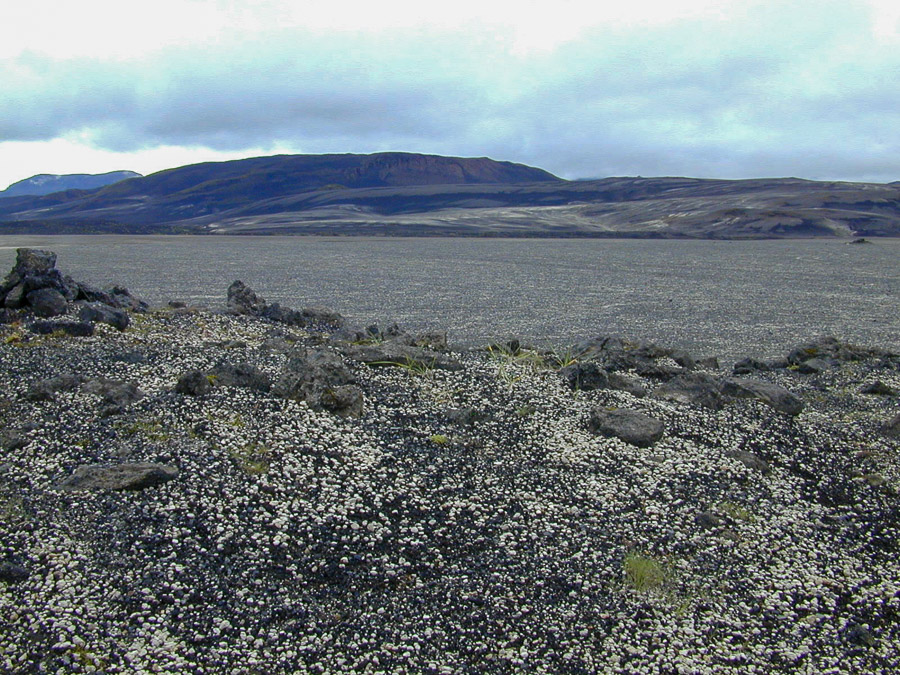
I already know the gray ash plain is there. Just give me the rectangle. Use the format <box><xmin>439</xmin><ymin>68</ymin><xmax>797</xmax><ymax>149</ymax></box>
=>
<box><xmin>0</xmin><ymin>247</ymin><xmax>899</xmax><ymax>674</ymax></box>
<box><xmin>1</xmin><ymin>235</ymin><xmax>898</xmax><ymax>364</ymax></box>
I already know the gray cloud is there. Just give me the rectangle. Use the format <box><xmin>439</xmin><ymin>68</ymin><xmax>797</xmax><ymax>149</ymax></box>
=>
<box><xmin>3</xmin><ymin>0</ymin><xmax>899</xmax><ymax>181</ymax></box>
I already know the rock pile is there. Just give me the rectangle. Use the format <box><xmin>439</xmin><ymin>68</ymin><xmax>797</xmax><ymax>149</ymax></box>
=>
<box><xmin>226</xmin><ymin>279</ymin><xmax>345</xmax><ymax>329</ymax></box>
<box><xmin>0</xmin><ymin>248</ymin><xmax>146</xmax><ymax>334</ymax></box>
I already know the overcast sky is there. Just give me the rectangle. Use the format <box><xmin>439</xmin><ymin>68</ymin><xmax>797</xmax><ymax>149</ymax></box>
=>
<box><xmin>2</xmin><ymin>0</ymin><xmax>899</xmax><ymax>190</ymax></box>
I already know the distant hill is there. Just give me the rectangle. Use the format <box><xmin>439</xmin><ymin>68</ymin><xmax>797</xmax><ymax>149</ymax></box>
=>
<box><xmin>0</xmin><ymin>153</ymin><xmax>898</xmax><ymax>238</ymax></box>
<box><xmin>0</xmin><ymin>171</ymin><xmax>141</xmax><ymax>197</ymax></box>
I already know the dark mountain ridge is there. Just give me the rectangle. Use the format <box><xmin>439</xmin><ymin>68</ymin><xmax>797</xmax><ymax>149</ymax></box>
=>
<box><xmin>0</xmin><ymin>171</ymin><xmax>141</xmax><ymax>197</ymax></box>
<box><xmin>1</xmin><ymin>152</ymin><xmax>898</xmax><ymax>238</ymax></box>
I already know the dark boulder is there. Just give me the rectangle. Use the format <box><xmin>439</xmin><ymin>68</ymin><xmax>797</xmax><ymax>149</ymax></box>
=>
<box><xmin>0</xmin><ymin>561</ymin><xmax>30</xmax><ymax>584</ymax></box>
<box><xmin>634</xmin><ymin>361</ymin><xmax>684</xmax><ymax>381</ymax></box>
<box><xmin>860</xmin><ymin>381</ymin><xmax>896</xmax><ymax>396</ymax></box>
<box><xmin>226</xmin><ymin>281</ymin><xmax>344</xmax><ymax>330</ymax></box>
<box><xmin>260</xmin><ymin>303</ymin><xmax>304</xmax><ymax>326</ymax></box>
<box><xmin>300</xmin><ymin>306</ymin><xmax>345</xmax><ymax>329</ymax></box>
<box><xmin>670</xmin><ymin>350</ymin><xmax>696</xmax><ymax>370</ymax></box>
<box><xmin>26</xmin><ymin>288</ymin><xmax>68</xmax><ymax>317</ymax></box>
<box><xmin>696</xmin><ymin>356</ymin><xmax>720</xmax><ymax>370</ymax></box>
<box><xmin>75</xmin><ymin>282</ymin><xmax>116</xmax><ymax>306</ymax></box>
<box><xmin>56</xmin><ymin>462</ymin><xmax>179</xmax><ymax>491</ymax></box>
<box><xmin>277</xmin><ymin>348</ymin><xmax>355</xmax><ymax>389</ymax></box>
<box><xmin>607</xmin><ymin>372</ymin><xmax>647</xmax><ymax>398</ymax></box>
<box><xmin>587</xmin><ymin>408</ymin><xmax>665</xmax><ymax>448</ymax></box>
<box><xmin>312</xmin><ymin>384</ymin><xmax>365</xmax><ymax>417</ymax></box>
<box><xmin>445</xmin><ymin>407</ymin><xmax>488</xmax><ymax>426</ymax></box>
<box><xmin>11</xmin><ymin>248</ymin><xmax>56</xmax><ymax>277</ymax></box>
<box><xmin>786</xmin><ymin>336</ymin><xmax>895</xmax><ymax>366</ymax></box>
<box><xmin>724</xmin><ymin>378</ymin><xmax>804</xmax><ymax>416</ymax></box>
<box><xmin>3</xmin><ymin>283</ymin><xmax>27</xmax><ymax>309</ymax></box>
<box><xmin>274</xmin><ymin>348</ymin><xmax>354</xmax><ymax>398</ymax></box>
<box><xmin>211</xmin><ymin>362</ymin><xmax>272</xmax><ymax>393</ymax></box>
<box><xmin>0</xmin><ymin>428</ymin><xmax>28</xmax><ymax>451</ymax></box>
<box><xmin>653</xmin><ymin>372</ymin><xmax>729</xmax><ymax>410</ymax></box>
<box><xmin>796</xmin><ymin>357</ymin><xmax>837</xmax><ymax>374</ymax></box>
<box><xmin>883</xmin><ymin>414</ymin><xmax>900</xmax><ymax>439</ymax></box>
<box><xmin>107</xmin><ymin>286</ymin><xmax>148</xmax><ymax>313</ymax></box>
<box><xmin>82</xmin><ymin>379</ymin><xmax>144</xmax><ymax>409</ymax></box>
<box><xmin>28</xmin><ymin>320</ymin><xmax>95</xmax><ymax>337</ymax></box>
<box><xmin>733</xmin><ymin>358</ymin><xmax>771</xmax><ymax>375</ymax></box>
<box><xmin>25</xmin><ymin>374</ymin><xmax>85</xmax><ymax>401</ymax></box>
<box><xmin>413</xmin><ymin>330</ymin><xmax>448</xmax><ymax>351</ymax></box>
<box><xmin>176</xmin><ymin>370</ymin><xmax>213</xmax><ymax>396</ymax></box>
<box><xmin>227</xmin><ymin>280</ymin><xmax>267</xmax><ymax>315</ymax></box>
<box><xmin>79</xmin><ymin>302</ymin><xmax>130</xmax><ymax>330</ymax></box>
<box><xmin>272</xmin><ymin>348</ymin><xmax>364</xmax><ymax>417</ymax></box>
<box><xmin>695</xmin><ymin>511</ymin><xmax>723</xmax><ymax>530</ymax></box>
<box><xmin>560</xmin><ymin>362</ymin><xmax>608</xmax><ymax>391</ymax></box>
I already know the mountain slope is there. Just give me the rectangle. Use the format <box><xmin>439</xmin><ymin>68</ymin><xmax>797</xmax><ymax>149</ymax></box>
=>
<box><xmin>0</xmin><ymin>153</ymin><xmax>898</xmax><ymax>238</ymax></box>
<box><xmin>0</xmin><ymin>171</ymin><xmax>141</xmax><ymax>197</ymax></box>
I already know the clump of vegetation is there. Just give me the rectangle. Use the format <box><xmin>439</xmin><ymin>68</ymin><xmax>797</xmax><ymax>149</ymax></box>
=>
<box><xmin>429</xmin><ymin>434</ymin><xmax>450</xmax><ymax>446</ymax></box>
<box><xmin>371</xmin><ymin>356</ymin><xmax>436</xmax><ymax>378</ymax></box>
<box><xmin>120</xmin><ymin>418</ymin><xmax>172</xmax><ymax>442</ymax></box>
<box><xmin>546</xmin><ymin>346</ymin><xmax>580</xmax><ymax>369</ymax></box>
<box><xmin>0</xmin><ymin>492</ymin><xmax>29</xmax><ymax>526</ymax></box>
<box><xmin>487</xmin><ymin>343</ymin><xmax>548</xmax><ymax>388</ymax></box>
<box><xmin>718</xmin><ymin>500</ymin><xmax>755</xmax><ymax>522</ymax></box>
<box><xmin>623</xmin><ymin>551</ymin><xmax>668</xmax><ymax>592</ymax></box>
<box><xmin>229</xmin><ymin>441</ymin><xmax>270</xmax><ymax>475</ymax></box>
<box><xmin>70</xmin><ymin>644</ymin><xmax>107</xmax><ymax>669</ymax></box>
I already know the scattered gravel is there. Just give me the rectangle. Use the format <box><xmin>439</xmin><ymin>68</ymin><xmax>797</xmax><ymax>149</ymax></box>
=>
<box><xmin>1</xmin><ymin>290</ymin><xmax>899</xmax><ymax>673</ymax></box>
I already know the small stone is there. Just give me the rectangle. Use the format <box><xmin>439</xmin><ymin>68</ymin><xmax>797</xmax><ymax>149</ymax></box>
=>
<box><xmin>696</xmin><ymin>511</ymin><xmax>723</xmax><ymax>529</ymax></box>
<box><xmin>727</xmin><ymin>450</ymin><xmax>771</xmax><ymax>474</ymax></box>
<box><xmin>844</xmin><ymin>624</ymin><xmax>877</xmax><ymax>648</ymax></box>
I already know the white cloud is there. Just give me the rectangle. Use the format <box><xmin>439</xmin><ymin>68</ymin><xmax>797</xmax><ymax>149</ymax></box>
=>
<box><xmin>2</xmin><ymin>0</ymin><xmax>899</xmax><ymax>189</ymax></box>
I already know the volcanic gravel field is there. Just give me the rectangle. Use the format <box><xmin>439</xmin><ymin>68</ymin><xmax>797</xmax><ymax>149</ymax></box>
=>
<box><xmin>1</xmin><ymin>258</ymin><xmax>899</xmax><ymax>673</ymax></box>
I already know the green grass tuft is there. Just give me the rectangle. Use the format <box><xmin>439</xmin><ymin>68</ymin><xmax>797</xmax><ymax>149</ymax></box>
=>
<box><xmin>624</xmin><ymin>552</ymin><xmax>667</xmax><ymax>592</ymax></box>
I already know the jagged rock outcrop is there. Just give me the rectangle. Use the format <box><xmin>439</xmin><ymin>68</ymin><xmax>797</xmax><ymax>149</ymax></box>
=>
<box><xmin>226</xmin><ymin>280</ymin><xmax>345</xmax><ymax>329</ymax></box>
<box><xmin>0</xmin><ymin>248</ymin><xmax>145</xmax><ymax>328</ymax></box>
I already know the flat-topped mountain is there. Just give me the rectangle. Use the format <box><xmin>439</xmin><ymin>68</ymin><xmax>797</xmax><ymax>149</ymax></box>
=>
<box><xmin>1</xmin><ymin>153</ymin><xmax>898</xmax><ymax>238</ymax></box>
<box><xmin>0</xmin><ymin>171</ymin><xmax>141</xmax><ymax>197</ymax></box>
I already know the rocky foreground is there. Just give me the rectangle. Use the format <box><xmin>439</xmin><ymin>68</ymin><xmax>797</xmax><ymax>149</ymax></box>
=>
<box><xmin>0</xmin><ymin>250</ymin><xmax>898</xmax><ymax>674</ymax></box>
